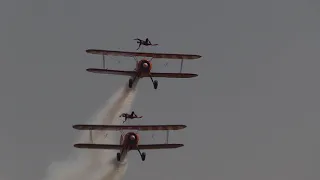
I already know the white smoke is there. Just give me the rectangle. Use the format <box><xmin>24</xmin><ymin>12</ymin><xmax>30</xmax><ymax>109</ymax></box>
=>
<box><xmin>43</xmin><ymin>80</ymin><xmax>139</xmax><ymax>180</ymax></box>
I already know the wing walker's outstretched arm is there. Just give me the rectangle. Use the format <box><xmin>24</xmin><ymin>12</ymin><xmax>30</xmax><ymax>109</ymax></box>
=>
<box><xmin>137</xmin><ymin>43</ymin><xmax>142</xmax><ymax>50</ymax></box>
<box><xmin>134</xmin><ymin>38</ymin><xmax>143</xmax><ymax>50</ymax></box>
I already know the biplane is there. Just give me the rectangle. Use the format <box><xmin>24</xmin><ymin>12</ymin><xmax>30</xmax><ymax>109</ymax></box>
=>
<box><xmin>73</xmin><ymin>124</ymin><xmax>186</xmax><ymax>162</ymax></box>
<box><xmin>85</xmin><ymin>49</ymin><xmax>202</xmax><ymax>89</ymax></box>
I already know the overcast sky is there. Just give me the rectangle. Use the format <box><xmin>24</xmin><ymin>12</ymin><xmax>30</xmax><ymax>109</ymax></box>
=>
<box><xmin>2</xmin><ymin>0</ymin><xmax>320</xmax><ymax>180</ymax></box>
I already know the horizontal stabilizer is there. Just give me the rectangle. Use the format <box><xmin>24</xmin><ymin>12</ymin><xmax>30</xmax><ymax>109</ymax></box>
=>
<box><xmin>86</xmin><ymin>49</ymin><xmax>201</xmax><ymax>60</ymax></box>
<box><xmin>73</xmin><ymin>124</ymin><xmax>186</xmax><ymax>131</ymax></box>
<box><xmin>74</xmin><ymin>143</ymin><xmax>184</xmax><ymax>150</ymax></box>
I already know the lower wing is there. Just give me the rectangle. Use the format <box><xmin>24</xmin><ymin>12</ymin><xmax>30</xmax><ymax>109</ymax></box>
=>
<box><xmin>86</xmin><ymin>68</ymin><xmax>198</xmax><ymax>78</ymax></box>
<box><xmin>73</xmin><ymin>143</ymin><xmax>183</xmax><ymax>150</ymax></box>
<box><xmin>150</xmin><ymin>72</ymin><xmax>198</xmax><ymax>78</ymax></box>
<box><xmin>86</xmin><ymin>68</ymin><xmax>136</xmax><ymax>76</ymax></box>
<box><xmin>74</xmin><ymin>144</ymin><xmax>122</xmax><ymax>149</ymax></box>
<box><xmin>138</xmin><ymin>144</ymin><xmax>184</xmax><ymax>149</ymax></box>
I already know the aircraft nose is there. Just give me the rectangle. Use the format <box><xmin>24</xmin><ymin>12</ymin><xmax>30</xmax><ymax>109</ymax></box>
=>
<box><xmin>129</xmin><ymin>135</ymin><xmax>136</xmax><ymax>140</ymax></box>
<box><xmin>143</xmin><ymin>63</ymin><xmax>148</xmax><ymax>68</ymax></box>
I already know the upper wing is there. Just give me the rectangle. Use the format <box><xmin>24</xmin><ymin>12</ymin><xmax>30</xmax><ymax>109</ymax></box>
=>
<box><xmin>150</xmin><ymin>72</ymin><xmax>198</xmax><ymax>78</ymax></box>
<box><xmin>73</xmin><ymin>143</ymin><xmax>183</xmax><ymax>150</ymax></box>
<box><xmin>86</xmin><ymin>49</ymin><xmax>201</xmax><ymax>60</ymax></box>
<box><xmin>73</xmin><ymin>124</ymin><xmax>187</xmax><ymax>131</ymax></box>
<box><xmin>86</xmin><ymin>68</ymin><xmax>136</xmax><ymax>76</ymax></box>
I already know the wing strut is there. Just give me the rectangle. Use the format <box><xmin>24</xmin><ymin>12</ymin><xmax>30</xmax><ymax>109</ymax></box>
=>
<box><xmin>166</xmin><ymin>130</ymin><xmax>169</xmax><ymax>144</ymax></box>
<box><xmin>89</xmin><ymin>130</ymin><xmax>93</xmax><ymax>143</ymax></box>
<box><xmin>102</xmin><ymin>55</ymin><xmax>106</xmax><ymax>69</ymax></box>
<box><xmin>179</xmin><ymin>59</ymin><xmax>184</xmax><ymax>73</ymax></box>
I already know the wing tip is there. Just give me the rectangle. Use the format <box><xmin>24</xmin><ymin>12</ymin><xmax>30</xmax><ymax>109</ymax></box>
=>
<box><xmin>73</xmin><ymin>124</ymin><xmax>84</xmax><ymax>130</ymax></box>
<box><xmin>179</xmin><ymin>73</ymin><xmax>198</xmax><ymax>78</ymax></box>
<box><xmin>86</xmin><ymin>68</ymin><xmax>96</xmax><ymax>72</ymax></box>
<box><xmin>165</xmin><ymin>143</ymin><xmax>184</xmax><ymax>148</ymax></box>
<box><xmin>86</xmin><ymin>68</ymin><xmax>109</xmax><ymax>73</ymax></box>
<box><xmin>73</xmin><ymin>124</ymin><xmax>97</xmax><ymax>130</ymax></box>
<box><xmin>183</xmin><ymin>73</ymin><xmax>198</xmax><ymax>78</ymax></box>
<box><xmin>86</xmin><ymin>49</ymin><xmax>99</xmax><ymax>53</ymax></box>
<box><xmin>175</xmin><ymin>144</ymin><xmax>184</xmax><ymax>148</ymax></box>
<box><xmin>194</xmin><ymin>55</ymin><xmax>202</xmax><ymax>59</ymax></box>
<box><xmin>86</xmin><ymin>49</ymin><xmax>94</xmax><ymax>54</ymax></box>
<box><xmin>74</xmin><ymin>143</ymin><xmax>86</xmax><ymax>148</ymax></box>
<box><xmin>175</xmin><ymin>125</ymin><xmax>187</xmax><ymax>129</ymax></box>
<box><xmin>74</xmin><ymin>143</ymin><xmax>99</xmax><ymax>148</ymax></box>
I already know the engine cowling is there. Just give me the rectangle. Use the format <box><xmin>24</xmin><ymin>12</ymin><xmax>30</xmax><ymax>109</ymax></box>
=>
<box><xmin>139</xmin><ymin>60</ymin><xmax>151</xmax><ymax>72</ymax></box>
<box><xmin>126</xmin><ymin>132</ymin><xmax>139</xmax><ymax>144</ymax></box>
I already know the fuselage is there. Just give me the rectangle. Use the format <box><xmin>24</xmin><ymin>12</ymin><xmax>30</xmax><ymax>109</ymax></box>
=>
<box><xmin>118</xmin><ymin>132</ymin><xmax>140</xmax><ymax>162</ymax></box>
<box><xmin>135</xmin><ymin>59</ymin><xmax>152</xmax><ymax>77</ymax></box>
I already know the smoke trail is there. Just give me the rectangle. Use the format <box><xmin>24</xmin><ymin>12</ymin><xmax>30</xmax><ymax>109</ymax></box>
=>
<box><xmin>42</xmin><ymin>80</ymin><xmax>139</xmax><ymax>180</ymax></box>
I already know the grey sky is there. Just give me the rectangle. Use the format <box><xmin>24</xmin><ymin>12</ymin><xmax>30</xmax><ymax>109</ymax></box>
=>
<box><xmin>2</xmin><ymin>0</ymin><xmax>320</xmax><ymax>179</ymax></box>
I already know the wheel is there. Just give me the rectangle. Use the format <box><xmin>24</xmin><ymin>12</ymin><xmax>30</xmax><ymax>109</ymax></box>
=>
<box><xmin>128</xmin><ymin>79</ymin><xmax>133</xmax><ymax>88</ymax></box>
<box><xmin>141</xmin><ymin>152</ymin><xmax>146</xmax><ymax>161</ymax></box>
<box><xmin>117</xmin><ymin>153</ymin><xmax>121</xmax><ymax>161</ymax></box>
<box><xmin>153</xmin><ymin>80</ymin><xmax>158</xmax><ymax>89</ymax></box>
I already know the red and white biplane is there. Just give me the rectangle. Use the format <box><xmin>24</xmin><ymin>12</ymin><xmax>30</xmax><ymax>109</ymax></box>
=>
<box><xmin>85</xmin><ymin>49</ymin><xmax>201</xmax><ymax>89</ymax></box>
<box><xmin>73</xmin><ymin>124</ymin><xmax>186</xmax><ymax>162</ymax></box>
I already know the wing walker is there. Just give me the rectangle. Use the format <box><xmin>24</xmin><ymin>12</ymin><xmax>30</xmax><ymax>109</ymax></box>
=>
<box><xmin>134</xmin><ymin>38</ymin><xmax>158</xmax><ymax>50</ymax></box>
<box><xmin>119</xmin><ymin>111</ymin><xmax>142</xmax><ymax>123</ymax></box>
<box><xmin>73</xmin><ymin>124</ymin><xmax>186</xmax><ymax>162</ymax></box>
<box><xmin>85</xmin><ymin>44</ymin><xmax>201</xmax><ymax>89</ymax></box>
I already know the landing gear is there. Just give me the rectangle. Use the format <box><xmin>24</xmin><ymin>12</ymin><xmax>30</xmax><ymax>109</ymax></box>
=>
<box><xmin>137</xmin><ymin>148</ymin><xmax>146</xmax><ymax>161</ymax></box>
<box><xmin>128</xmin><ymin>79</ymin><xmax>133</xmax><ymax>88</ymax></box>
<box><xmin>128</xmin><ymin>75</ymin><xmax>158</xmax><ymax>89</ymax></box>
<box><xmin>149</xmin><ymin>75</ymin><xmax>158</xmax><ymax>89</ymax></box>
<box><xmin>153</xmin><ymin>80</ymin><xmax>158</xmax><ymax>89</ymax></box>
<box><xmin>117</xmin><ymin>153</ymin><xmax>121</xmax><ymax>161</ymax></box>
<box><xmin>129</xmin><ymin>75</ymin><xmax>138</xmax><ymax>88</ymax></box>
<box><xmin>141</xmin><ymin>152</ymin><xmax>146</xmax><ymax>161</ymax></box>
